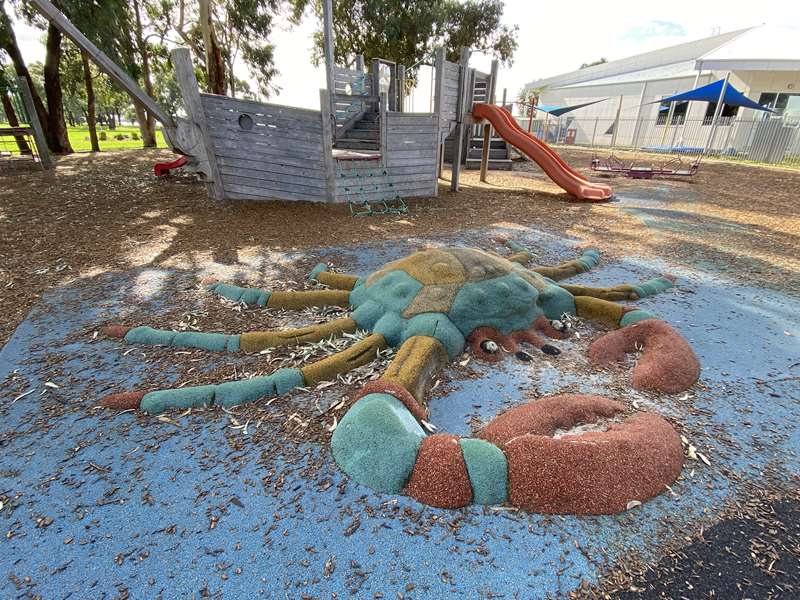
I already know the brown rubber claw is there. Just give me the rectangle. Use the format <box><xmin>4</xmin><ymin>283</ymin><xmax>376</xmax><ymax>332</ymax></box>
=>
<box><xmin>587</xmin><ymin>319</ymin><xmax>700</xmax><ymax>393</ymax></box>
<box><xmin>100</xmin><ymin>391</ymin><xmax>145</xmax><ymax>410</ymax></box>
<box><xmin>101</xmin><ymin>325</ymin><xmax>132</xmax><ymax>339</ymax></box>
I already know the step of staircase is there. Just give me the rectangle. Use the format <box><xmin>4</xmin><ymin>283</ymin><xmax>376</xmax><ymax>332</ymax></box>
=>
<box><xmin>353</xmin><ymin>121</ymin><xmax>380</xmax><ymax>130</ymax></box>
<box><xmin>469</xmin><ymin>137</ymin><xmax>509</xmax><ymax>150</ymax></box>
<box><xmin>465</xmin><ymin>158</ymin><xmax>513</xmax><ymax>171</ymax></box>
<box><xmin>334</xmin><ymin>138</ymin><xmax>380</xmax><ymax>151</ymax></box>
<box><xmin>345</xmin><ymin>128</ymin><xmax>380</xmax><ymax>140</ymax></box>
<box><xmin>468</xmin><ymin>148</ymin><xmax>510</xmax><ymax>160</ymax></box>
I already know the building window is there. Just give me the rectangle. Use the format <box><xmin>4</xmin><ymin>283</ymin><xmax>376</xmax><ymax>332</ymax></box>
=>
<box><xmin>656</xmin><ymin>100</ymin><xmax>688</xmax><ymax>125</ymax></box>
<box><xmin>702</xmin><ymin>102</ymin><xmax>738</xmax><ymax>125</ymax></box>
<box><xmin>758</xmin><ymin>92</ymin><xmax>800</xmax><ymax>117</ymax></box>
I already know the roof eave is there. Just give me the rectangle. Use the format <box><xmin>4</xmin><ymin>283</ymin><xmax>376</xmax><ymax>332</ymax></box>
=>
<box><xmin>695</xmin><ymin>58</ymin><xmax>800</xmax><ymax>72</ymax></box>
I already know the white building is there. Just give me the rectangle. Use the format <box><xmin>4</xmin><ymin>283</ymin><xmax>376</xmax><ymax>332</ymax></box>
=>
<box><xmin>523</xmin><ymin>25</ymin><xmax>800</xmax><ymax>159</ymax></box>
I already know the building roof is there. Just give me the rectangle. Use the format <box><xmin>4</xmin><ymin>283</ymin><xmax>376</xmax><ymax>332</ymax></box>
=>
<box><xmin>557</xmin><ymin>60</ymin><xmax>698</xmax><ymax>89</ymax></box>
<box><xmin>696</xmin><ymin>25</ymin><xmax>800</xmax><ymax>71</ymax></box>
<box><xmin>526</xmin><ymin>28</ymin><xmax>752</xmax><ymax>90</ymax></box>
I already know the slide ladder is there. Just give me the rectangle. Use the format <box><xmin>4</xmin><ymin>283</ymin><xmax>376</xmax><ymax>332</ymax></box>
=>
<box><xmin>472</xmin><ymin>103</ymin><xmax>613</xmax><ymax>201</ymax></box>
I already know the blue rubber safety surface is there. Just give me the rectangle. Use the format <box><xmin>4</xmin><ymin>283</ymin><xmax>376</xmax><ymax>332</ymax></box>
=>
<box><xmin>1</xmin><ymin>223</ymin><xmax>798</xmax><ymax>599</ymax></box>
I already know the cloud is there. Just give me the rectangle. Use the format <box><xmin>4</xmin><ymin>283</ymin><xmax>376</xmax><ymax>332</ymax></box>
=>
<box><xmin>622</xmin><ymin>20</ymin><xmax>687</xmax><ymax>41</ymax></box>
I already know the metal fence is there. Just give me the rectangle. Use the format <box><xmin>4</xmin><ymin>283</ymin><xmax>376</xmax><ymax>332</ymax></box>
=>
<box><xmin>514</xmin><ymin>113</ymin><xmax>800</xmax><ymax>168</ymax></box>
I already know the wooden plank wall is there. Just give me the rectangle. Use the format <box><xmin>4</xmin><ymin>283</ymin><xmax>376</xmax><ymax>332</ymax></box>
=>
<box><xmin>200</xmin><ymin>93</ymin><xmax>328</xmax><ymax>202</ymax></box>
<box><xmin>335</xmin><ymin>113</ymin><xmax>439</xmax><ymax>202</ymax></box>
<box><xmin>439</xmin><ymin>61</ymin><xmax>461</xmax><ymax>137</ymax></box>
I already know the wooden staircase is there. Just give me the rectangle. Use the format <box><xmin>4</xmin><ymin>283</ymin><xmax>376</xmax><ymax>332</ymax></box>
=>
<box><xmin>465</xmin><ymin>137</ymin><xmax>512</xmax><ymax>170</ymax></box>
<box><xmin>443</xmin><ymin>76</ymin><xmax>512</xmax><ymax>170</ymax></box>
<box><xmin>334</xmin><ymin>111</ymin><xmax>380</xmax><ymax>151</ymax></box>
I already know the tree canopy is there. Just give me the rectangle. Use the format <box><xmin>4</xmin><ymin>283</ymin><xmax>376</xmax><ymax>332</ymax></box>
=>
<box><xmin>308</xmin><ymin>0</ymin><xmax>518</xmax><ymax>71</ymax></box>
<box><xmin>579</xmin><ymin>57</ymin><xmax>607</xmax><ymax>69</ymax></box>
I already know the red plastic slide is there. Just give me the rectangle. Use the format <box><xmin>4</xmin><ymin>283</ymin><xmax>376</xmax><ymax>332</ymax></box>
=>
<box><xmin>472</xmin><ymin>103</ymin><xmax>613</xmax><ymax>201</ymax></box>
<box><xmin>153</xmin><ymin>155</ymin><xmax>188</xmax><ymax>177</ymax></box>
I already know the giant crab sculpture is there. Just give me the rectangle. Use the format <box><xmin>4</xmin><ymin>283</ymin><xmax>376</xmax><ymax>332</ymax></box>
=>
<box><xmin>100</xmin><ymin>240</ymin><xmax>699</xmax><ymax>515</ymax></box>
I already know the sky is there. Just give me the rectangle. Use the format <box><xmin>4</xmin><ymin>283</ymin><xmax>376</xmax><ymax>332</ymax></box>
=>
<box><xmin>8</xmin><ymin>0</ymin><xmax>800</xmax><ymax>112</ymax></box>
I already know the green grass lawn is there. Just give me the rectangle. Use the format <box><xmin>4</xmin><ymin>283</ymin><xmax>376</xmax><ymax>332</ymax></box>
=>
<box><xmin>67</xmin><ymin>125</ymin><xmax>167</xmax><ymax>152</ymax></box>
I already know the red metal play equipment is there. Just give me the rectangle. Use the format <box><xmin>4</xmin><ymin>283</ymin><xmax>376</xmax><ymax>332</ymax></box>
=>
<box><xmin>590</xmin><ymin>154</ymin><xmax>701</xmax><ymax>179</ymax></box>
<box><xmin>153</xmin><ymin>156</ymin><xmax>189</xmax><ymax>177</ymax></box>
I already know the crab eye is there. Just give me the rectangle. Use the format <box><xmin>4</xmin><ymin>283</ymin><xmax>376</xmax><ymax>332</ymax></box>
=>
<box><xmin>480</xmin><ymin>340</ymin><xmax>499</xmax><ymax>353</ymax></box>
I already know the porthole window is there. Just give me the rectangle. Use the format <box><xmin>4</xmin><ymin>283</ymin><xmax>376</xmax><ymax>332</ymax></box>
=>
<box><xmin>238</xmin><ymin>113</ymin><xmax>254</xmax><ymax>130</ymax></box>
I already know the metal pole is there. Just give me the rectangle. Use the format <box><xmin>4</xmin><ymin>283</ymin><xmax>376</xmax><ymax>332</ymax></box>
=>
<box><xmin>591</xmin><ymin>117</ymin><xmax>598</xmax><ymax>148</ymax></box>
<box><xmin>631</xmin><ymin>81</ymin><xmax>648</xmax><ymax>148</ymax></box>
<box><xmin>703</xmin><ymin>71</ymin><xmax>730</xmax><ymax>155</ymax></box>
<box><xmin>527</xmin><ymin>102</ymin><xmax>534</xmax><ymax>133</ymax></box>
<box><xmin>322</xmin><ymin>0</ymin><xmax>336</xmax><ymax>120</ymax></box>
<box><xmin>610</xmin><ymin>94</ymin><xmax>623</xmax><ymax>148</ymax></box>
<box><xmin>660</xmin><ymin>96</ymin><xmax>676</xmax><ymax>146</ymax></box>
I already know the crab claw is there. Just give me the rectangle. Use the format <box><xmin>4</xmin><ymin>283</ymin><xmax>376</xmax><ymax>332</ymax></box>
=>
<box><xmin>533</xmin><ymin>315</ymin><xmax>570</xmax><ymax>340</ymax></box>
<box><xmin>478</xmin><ymin>394</ymin><xmax>684</xmax><ymax>514</ymax></box>
<box><xmin>468</xmin><ymin>327</ymin><xmax>515</xmax><ymax>362</ymax></box>
<box><xmin>101</xmin><ymin>324</ymin><xmax>132</xmax><ymax>339</ymax></box>
<box><xmin>100</xmin><ymin>391</ymin><xmax>146</xmax><ymax>409</ymax></box>
<box><xmin>587</xmin><ymin>319</ymin><xmax>699</xmax><ymax>393</ymax></box>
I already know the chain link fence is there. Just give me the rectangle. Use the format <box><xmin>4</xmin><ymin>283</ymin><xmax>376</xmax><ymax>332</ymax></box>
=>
<box><xmin>514</xmin><ymin>113</ymin><xmax>800</xmax><ymax>168</ymax></box>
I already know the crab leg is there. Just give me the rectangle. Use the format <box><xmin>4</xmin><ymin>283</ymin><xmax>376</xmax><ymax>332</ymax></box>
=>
<box><xmin>308</xmin><ymin>263</ymin><xmax>361</xmax><ymax>290</ymax></box>
<box><xmin>558</xmin><ymin>275</ymin><xmax>674</xmax><ymax>301</ymax></box>
<box><xmin>100</xmin><ymin>333</ymin><xmax>387</xmax><ymax>413</ymax></box>
<box><xmin>208</xmin><ymin>282</ymin><xmax>351</xmax><ymax>309</ymax></box>
<box><xmin>531</xmin><ymin>249</ymin><xmax>601</xmax><ymax>281</ymax></box>
<box><xmin>102</xmin><ymin>317</ymin><xmax>360</xmax><ymax>353</ymax></box>
<box><xmin>500</xmin><ymin>240</ymin><xmax>601</xmax><ymax>281</ymax></box>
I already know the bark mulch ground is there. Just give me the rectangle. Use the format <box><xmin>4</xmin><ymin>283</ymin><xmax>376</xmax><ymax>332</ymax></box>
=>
<box><xmin>2</xmin><ymin>147</ymin><xmax>799</xmax><ymax>598</ymax></box>
<box><xmin>2</xmin><ymin>146</ymin><xmax>798</xmax><ymax>348</ymax></box>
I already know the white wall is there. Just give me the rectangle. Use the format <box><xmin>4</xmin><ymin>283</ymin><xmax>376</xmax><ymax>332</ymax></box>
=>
<box><xmin>533</xmin><ymin>68</ymin><xmax>800</xmax><ymax>149</ymax></box>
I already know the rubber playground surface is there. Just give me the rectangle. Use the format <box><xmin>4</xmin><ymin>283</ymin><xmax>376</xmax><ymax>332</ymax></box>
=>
<box><xmin>2</xmin><ymin>194</ymin><xmax>799</xmax><ymax>597</ymax></box>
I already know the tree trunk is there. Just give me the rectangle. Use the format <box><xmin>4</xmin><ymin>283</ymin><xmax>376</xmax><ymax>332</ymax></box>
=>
<box><xmin>199</xmin><ymin>0</ymin><xmax>227</xmax><ymax>95</ymax></box>
<box><xmin>132</xmin><ymin>100</ymin><xmax>153</xmax><ymax>146</ymax></box>
<box><xmin>107</xmin><ymin>111</ymin><xmax>115</xmax><ymax>129</ymax></box>
<box><xmin>1</xmin><ymin>91</ymin><xmax>32</xmax><ymax>154</ymax></box>
<box><xmin>43</xmin><ymin>23</ymin><xmax>73</xmax><ymax>153</ymax></box>
<box><xmin>81</xmin><ymin>51</ymin><xmax>99</xmax><ymax>152</ymax></box>
<box><xmin>132</xmin><ymin>0</ymin><xmax>157</xmax><ymax>147</ymax></box>
<box><xmin>0</xmin><ymin>2</ymin><xmax>51</xmax><ymax>141</ymax></box>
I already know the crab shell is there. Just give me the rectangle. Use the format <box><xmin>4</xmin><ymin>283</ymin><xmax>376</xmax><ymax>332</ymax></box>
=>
<box><xmin>347</xmin><ymin>248</ymin><xmax>575</xmax><ymax>358</ymax></box>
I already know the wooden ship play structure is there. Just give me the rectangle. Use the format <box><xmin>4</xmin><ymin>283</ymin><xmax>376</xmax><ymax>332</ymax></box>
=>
<box><xmin>30</xmin><ymin>0</ymin><xmax>611</xmax><ymax>202</ymax></box>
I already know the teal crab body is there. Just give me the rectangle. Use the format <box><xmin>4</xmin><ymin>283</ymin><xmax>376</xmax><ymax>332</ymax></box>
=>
<box><xmin>343</xmin><ymin>247</ymin><xmax>590</xmax><ymax>359</ymax></box>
